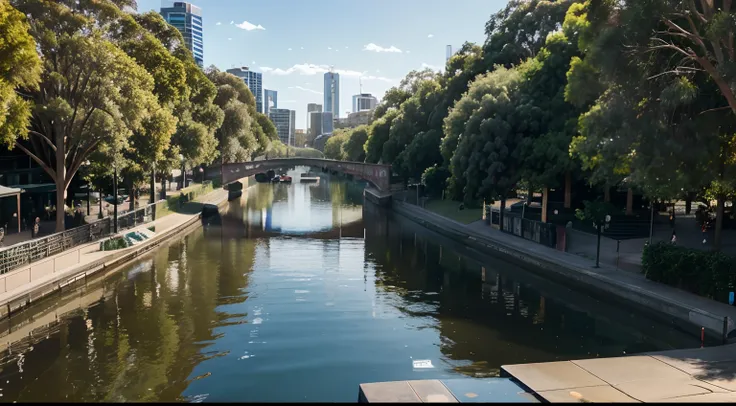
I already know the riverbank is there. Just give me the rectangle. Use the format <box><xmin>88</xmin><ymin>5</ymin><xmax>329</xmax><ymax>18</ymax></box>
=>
<box><xmin>0</xmin><ymin>187</ymin><xmax>229</xmax><ymax>319</ymax></box>
<box><xmin>390</xmin><ymin>200</ymin><xmax>736</xmax><ymax>341</ymax></box>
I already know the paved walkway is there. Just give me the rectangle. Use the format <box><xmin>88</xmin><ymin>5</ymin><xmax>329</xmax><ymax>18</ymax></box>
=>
<box><xmin>393</xmin><ymin>201</ymin><xmax>736</xmax><ymax>339</ymax></box>
<box><xmin>0</xmin><ymin>188</ymin><xmax>228</xmax><ymax>311</ymax></box>
<box><xmin>502</xmin><ymin>343</ymin><xmax>736</xmax><ymax>402</ymax></box>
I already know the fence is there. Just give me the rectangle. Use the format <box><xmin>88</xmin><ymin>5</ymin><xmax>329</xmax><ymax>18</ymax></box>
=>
<box><xmin>487</xmin><ymin>207</ymin><xmax>558</xmax><ymax>248</ymax></box>
<box><xmin>0</xmin><ymin>202</ymin><xmax>157</xmax><ymax>275</ymax></box>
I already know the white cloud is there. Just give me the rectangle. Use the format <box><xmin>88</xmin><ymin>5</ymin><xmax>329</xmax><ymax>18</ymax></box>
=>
<box><xmin>427</xmin><ymin>34</ymin><xmax>434</xmax><ymax>38</ymax></box>
<box><xmin>406</xmin><ymin>50</ymin><xmax>411</xmax><ymax>53</ymax></box>
<box><xmin>259</xmin><ymin>63</ymin><xmax>394</xmax><ymax>83</ymax></box>
<box><xmin>300</xmin><ymin>46</ymin><xmax>304</xmax><ymax>50</ymax></box>
<box><xmin>289</xmin><ymin>86</ymin><xmax>323</xmax><ymax>95</ymax></box>
<box><xmin>216</xmin><ymin>22</ymin><xmax>222</xmax><ymax>26</ymax></box>
<box><xmin>288</xmin><ymin>48</ymin><xmax>292</xmax><ymax>51</ymax></box>
<box><xmin>376</xmin><ymin>69</ymin><xmax>380</xmax><ymax>73</ymax></box>
<box><xmin>252</xmin><ymin>60</ymin><xmax>256</xmax><ymax>64</ymax></box>
<box><xmin>327</xmin><ymin>47</ymin><xmax>332</xmax><ymax>50</ymax></box>
<box><xmin>421</xmin><ymin>62</ymin><xmax>442</xmax><ymax>71</ymax></box>
<box><xmin>228</xmin><ymin>38</ymin><xmax>233</xmax><ymax>41</ymax></box>
<box><xmin>363</xmin><ymin>43</ymin><xmax>402</xmax><ymax>53</ymax></box>
<box><xmin>236</xmin><ymin>20</ymin><xmax>265</xmax><ymax>31</ymax></box>
<box><xmin>230</xmin><ymin>21</ymin><xmax>234</xmax><ymax>24</ymax></box>
<box><xmin>345</xmin><ymin>46</ymin><xmax>349</xmax><ymax>49</ymax></box>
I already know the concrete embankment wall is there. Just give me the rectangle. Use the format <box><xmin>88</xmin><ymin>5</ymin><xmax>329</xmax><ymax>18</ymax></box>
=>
<box><xmin>0</xmin><ymin>192</ymin><xmax>230</xmax><ymax>320</ymax></box>
<box><xmin>390</xmin><ymin>200</ymin><xmax>733</xmax><ymax>340</ymax></box>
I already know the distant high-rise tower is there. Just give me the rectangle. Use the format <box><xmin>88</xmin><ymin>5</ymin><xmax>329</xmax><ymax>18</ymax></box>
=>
<box><xmin>323</xmin><ymin>71</ymin><xmax>340</xmax><ymax>119</ymax></box>
<box><xmin>446</xmin><ymin>45</ymin><xmax>453</xmax><ymax>62</ymax></box>
<box><xmin>160</xmin><ymin>2</ymin><xmax>204</xmax><ymax>67</ymax></box>
<box><xmin>269</xmin><ymin>108</ymin><xmax>296</xmax><ymax>146</ymax></box>
<box><xmin>226</xmin><ymin>67</ymin><xmax>263</xmax><ymax>113</ymax></box>
<box><xmin>306</xmin><ymin>103</ymin><xmax>322</xmax><ymax>133</ymax></box>
<box><xmin>352</xmin><ymin>93</ymin><xmax>378</xmax><ymax>113</ymax></box>
<box><xmin>264</xmin><ymin>89</ymin><xmax>278</xmax><ymax>116</ymax></box>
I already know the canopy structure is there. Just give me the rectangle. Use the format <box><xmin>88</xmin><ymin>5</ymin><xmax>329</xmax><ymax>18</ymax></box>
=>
<box><xmin>0</xmin><ymin>185</ymin><xmax>23</xmax><ymax>233</ymax></box>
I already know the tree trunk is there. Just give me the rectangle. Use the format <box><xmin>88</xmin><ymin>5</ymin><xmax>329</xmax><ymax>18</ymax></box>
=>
<box><xmin>604</xmin><ymin>185</ymin><xmax>610</xmax><ymax>202</ymax></box>
<box><xmin>55</xmin><ymin>133</ymin><xmax>66</xmax><ymax>233</ymax></box>
<box><xmin>541</xmin><ymin>186</ymin><xmax>549</xmax><ymax>223</ymax></box>
<box><xmin>150</xmin><ymin>165</ymin><xmax>156</xmax><ymax>205</ymax></box>
<box><xmin>685</xmin><ymin>192</ymin><xmax>693</xmax><ymax>215</ymax></box>
<box><xmin>128</xmin><ymin>177</ymin><xmax>135</xmax><ymax>212</ymax></box>
<box><xmin>499</xmin><ymin>196</ymin><xmax>506</xmax><ymax>232</ymax></box>
<box><xmin>527</xmin><ymin>184</ymin><xmax>534</xmax><ymax>205</ymax></box>
<box><xmin>715</xmin><ymin>194</ymin><xmax>725</xmax><ymax>251</ymax></box>
<box><xmin>626</xmin><ymin>188</ymin><xmax>633</xmax><ymax>215</ymax></box>
<box><xmin>564</xmin><ymin>172</ymin><xmax>572</xmax><ymax>209</ymax></box>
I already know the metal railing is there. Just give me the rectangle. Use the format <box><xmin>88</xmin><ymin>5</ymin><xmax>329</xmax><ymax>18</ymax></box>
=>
<box><xmin>0</xmin><ymin>203</ymin><xmax>157</xmax><ymax>275</ymax></box>
<box><xmin>487</xmin><ymin>207</ymin><xmax>557</xmax><ymax>248</ymax></box>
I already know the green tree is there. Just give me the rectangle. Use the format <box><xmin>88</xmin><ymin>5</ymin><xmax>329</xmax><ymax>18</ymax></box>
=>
<box><xmin>0</xmin><ymin>0</ymin><xmax>41</xmax><ymax>147</ymax></box>
<box><xmin>449</xmin><ymin>66</ymin><xmax>524</xmax><ymax>204</ymax></box>
<box><xmin>364</xmin><ymin>109</ymin><xmax>399</xmax><ymax>163</ymax></box>
<box><xmin>324</xmin><ymin>132</ymin><xmax>349</xmax><ymax>160</ymax></box>
<box><xmin>482</xmin><ymin>0</ymin><xmax>581</xmax><ymax>69</ymax></box>
<box><xmin>9</xmin><ymin>0</ymin><xmax>165</xmax><ymax>231</ymax></box>
<box><xmin>342</xmin><ymin>125</ymin><xmax>369</xmax><ymax>162</ymax></box>
<box><xmin>206</xmin><ymin>67</ymin><xmax>258</xmax><ymax>163</ymax></box>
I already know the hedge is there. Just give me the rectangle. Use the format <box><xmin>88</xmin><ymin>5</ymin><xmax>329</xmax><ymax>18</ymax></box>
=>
<box><xmin>642</xmin><ymin>242</ymin><xmax>736</xmax><ymax>303</ymax></box>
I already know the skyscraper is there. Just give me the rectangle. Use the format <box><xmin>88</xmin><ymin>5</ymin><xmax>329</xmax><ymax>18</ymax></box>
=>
<box><xmin>269</xmin><ymin>108</ymin><xmax>296</xmax><ymax>146</ymax></box>
<box><xmin>264</xmin><ymin>89</ymin><xmax>278</xmax><ymax>116</ymax></box>
<box><xmin>306</xmin><ymin>103</ymin><xmax>322</xmax><ymax>133</ymax></box>
<box><xmin>352</xmin><ymin>93</ymin><xmax>378</xmax><ymax>113</ymax></box>
<box><xmin>323</xmin><ymin>72</ymin><xmax>340</xmax><ymax>119</ymax></box>
<box><xmin>226</xmin><ymin>67</ymin><xmax>263</xmax><ymax>113</ymax></box>
<box><xmin>160</xmin><ymin>2</ymin><xmax>204</xmax><ymax>67</ymax></box>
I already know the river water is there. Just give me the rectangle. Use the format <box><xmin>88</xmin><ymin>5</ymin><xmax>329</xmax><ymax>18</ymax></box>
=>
<box><xmin>0</xmin><ymin>169</ymin><xmax>701</xmax><ymax>402</ymax></box>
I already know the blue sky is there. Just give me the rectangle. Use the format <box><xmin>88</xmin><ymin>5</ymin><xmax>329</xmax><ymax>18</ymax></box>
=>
<box><xmin>140</xmin><ymin>0</ymin><xmax>506</xmax><ymax>129</ymax></box>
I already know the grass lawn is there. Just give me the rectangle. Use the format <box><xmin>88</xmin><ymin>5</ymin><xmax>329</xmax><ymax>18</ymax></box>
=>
<box><xmin>424</xmin><ymin>199</ymin><xmax>483</xmax><ymax>224</ymax></box>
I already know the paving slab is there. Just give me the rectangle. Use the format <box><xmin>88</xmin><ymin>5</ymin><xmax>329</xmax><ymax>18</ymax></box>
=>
<box><xmin>613</xmin><ymin>378</ymin><xmax>727</xmax><ymax>402</ymax></box>
<box><xmin>406</xmin><ymin>380</ymin><xmax>457</xmax><ymax>403</ymax></box>
<box><xmin>662</xmin><ymin>392</ymin><xmax>736</xmax><ymax>402</ymax></box>
<box><xmin>536</xmin><ymin>386</ymin><xmax>640</xmax><ymax>403</ymax></box>
<box><xmin>572</xmin><ymin>356</ymin><xmax>692</xmax><ymax>385</ymax></box>
<box><xmin>502</xmin><ymin>361</ymin><xmax>607</xmax><ymax>392</ymax></box>
<box><xmin>440</xmin><ymin>378</ymin><xmax>538</xmax><ymax>403</ymax></box>
<box><xmin>358</xmin><ymin>381</ymin><xmax>422</xmax><ymax>403</ymax></box>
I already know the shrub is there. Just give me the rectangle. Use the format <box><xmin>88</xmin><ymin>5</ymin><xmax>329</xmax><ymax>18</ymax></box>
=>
<box><xmin>421</xmin><ymin>165</ymin><xmax>450</xmax><ymax>198</ymax></box>
<box><xmin>642</xmin><ymin>242</ymin><xmax>736</xmax><ymax>302</ymax></box>
<box><xmin>101</xmin><ymin>237</ymin><xmax>129</xmax><ymax>251</ymax></box>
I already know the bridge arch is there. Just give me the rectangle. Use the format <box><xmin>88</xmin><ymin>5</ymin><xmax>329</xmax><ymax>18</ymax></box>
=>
<box><xmin>214</xmin><ymin>158</ymin><xmax>392</xmax><ymax>192</ymax></box>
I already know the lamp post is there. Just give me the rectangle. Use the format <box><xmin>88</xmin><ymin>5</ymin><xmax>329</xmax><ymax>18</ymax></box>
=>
<box><xmin>150</xmin><ymin>161</ymin><xmax>156</xmax><ymax>206</ymax></box>
<box><xmin>594</xmin><ymin>214</ymin><xmax>612</xmax><ymax>268</ymax></box>
<box><xmin>178</xmin><ymin>154</ymin><xmax>185</xmax><ymax>190</ymax></box>
<box><xmin>82</xmin><ymin>160</ymin><xmax>91</xmax><ymax>216</ymax></box>
<box><xmin>113</xmin><ymin>161</ymin><xmax>118</xmax><ymax>234</ymax></box>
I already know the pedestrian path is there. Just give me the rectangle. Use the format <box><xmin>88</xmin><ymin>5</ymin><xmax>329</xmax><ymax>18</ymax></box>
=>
<box><xmin>0</xmin><ymin>188</ymin><xmax>228</xmax><ymax>316</ymax></box>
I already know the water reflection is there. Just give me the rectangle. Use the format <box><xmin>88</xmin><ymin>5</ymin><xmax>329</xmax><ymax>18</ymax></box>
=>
<box><xmin>0</xmin><ymin>172</ymin><xmax>700</xmax><ymax>402</ymax></box>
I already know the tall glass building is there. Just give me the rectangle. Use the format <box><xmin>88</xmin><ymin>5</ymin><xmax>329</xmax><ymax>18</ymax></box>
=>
<box><xmin>323</xmin><ymin>72</ymin><xmax>340</xmax><ymax>119</ymax></box>
<box><xmin>264</xmin><ymin>89</ymin><xmax>278</xmax><ymax>116</ymax></box>
<box><xmin>269</xmin><ymin>108</ymin><xmax>296</xmax><ymax>146</ymax></box>
<box><xmin>160</xmin><ymin>2</ymin><xmax>204</xmax><ymax>67</ymax></box>
<box><xmin>226</xmin><ymin>67</ymin><xmax>263</xmax><ymax>113</ymax></box>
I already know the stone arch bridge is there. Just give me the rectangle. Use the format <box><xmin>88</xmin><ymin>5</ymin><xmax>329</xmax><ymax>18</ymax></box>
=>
<box><xmin>213</xmin><ymin>158</ymin><xmax>392</xmax><ymax>192</ymax></box>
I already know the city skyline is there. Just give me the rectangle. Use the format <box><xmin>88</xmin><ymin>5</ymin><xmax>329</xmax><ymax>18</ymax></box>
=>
<box><xmin>139</xmin><ymin>0</ymin><xmax>494</xmax><ymax>126</ymax></box>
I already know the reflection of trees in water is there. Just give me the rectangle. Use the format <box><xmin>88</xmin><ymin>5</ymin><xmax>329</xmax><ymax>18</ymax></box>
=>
<box><xmin>0</xmin><ymin>228</ymin><xmax>257</xmax><ymax>402</ymax></box>
<box><xmin>363</xmin><ymin>212</ymin><xmax>698</xmax><ymax>378</ymax></box>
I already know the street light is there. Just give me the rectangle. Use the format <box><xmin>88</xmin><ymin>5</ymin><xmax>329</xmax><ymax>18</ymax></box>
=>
<box><xmin>593</xmin><ymin>214</ymin><xmax>612</xmax><ymax>268</ymax></box>
<box><xmin>113</xmin><ymin>161</ymin><xmax>118</xmax><ymax>234</ymax></box>
<box><xmin>82</xmin><ymin>160</ymin><xmax>91</xmax><ymax>216</ymax></box>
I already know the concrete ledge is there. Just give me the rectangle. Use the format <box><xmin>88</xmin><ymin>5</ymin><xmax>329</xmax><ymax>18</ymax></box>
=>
<box><xmin>391</xmin><ymin>201</ymin><xmax>735</xmax><ymax>340</ymax></box>
<box><xmin>0</xmin><ymin>208</ymin><xmax>206</xmax><ymax>320</ymax></box>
